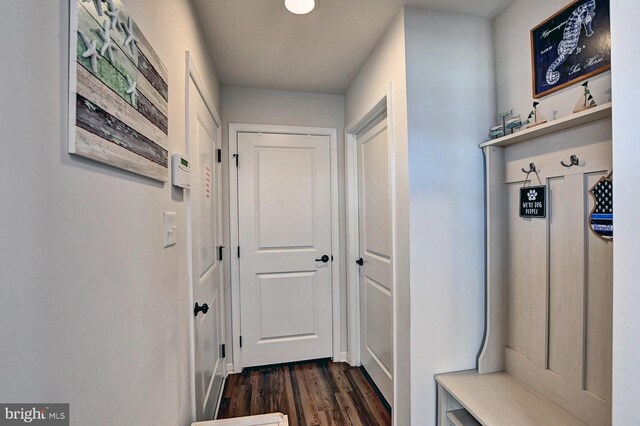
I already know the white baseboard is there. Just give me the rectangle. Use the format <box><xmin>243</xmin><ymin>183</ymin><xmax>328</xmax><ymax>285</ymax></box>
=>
<box><xmin>226</xmin><ymin>362</ymin><xmax>235</xmax><ymax>374</ymax></box>
<box><xmin>340</xmin><ymin>351</ymin><xmax>348</xmax><ymax>362</ymax></box>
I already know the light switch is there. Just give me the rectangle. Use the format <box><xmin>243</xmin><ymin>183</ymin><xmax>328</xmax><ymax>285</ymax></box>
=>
<box><xmin>163</xmin><ymin>212</ymin><xmax>177</xmax><ymax>248</ymax></box>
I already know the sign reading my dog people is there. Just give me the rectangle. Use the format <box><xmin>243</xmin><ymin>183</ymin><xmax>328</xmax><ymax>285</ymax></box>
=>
<box><xmin>520</xmin><ymin>186</ymin><xmax>547</xmax><ymax>218</ymax></box>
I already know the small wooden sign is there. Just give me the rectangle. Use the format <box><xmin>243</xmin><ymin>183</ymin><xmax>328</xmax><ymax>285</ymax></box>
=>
<box><xmin>520</xmin><ymin>186</ymin><xmax>547</xmax><ymax>218</ymax></box>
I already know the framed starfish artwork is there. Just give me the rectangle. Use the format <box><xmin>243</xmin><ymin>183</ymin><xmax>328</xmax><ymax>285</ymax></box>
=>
<box><xmin>69</xmin><ymin>0</ymin><xmax>169</xmax><ymax>182</ymax></box>
<box><xmin>530</xmin><ymin>0</ymin><xmax>611</xmax><ymax>98</ymax></box>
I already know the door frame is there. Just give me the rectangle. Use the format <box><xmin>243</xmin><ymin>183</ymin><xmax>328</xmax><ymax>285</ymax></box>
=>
<box><xmin>228</xmin><ymin>123</ymin><xmax>341</xmax><ymax>372</ymax></box>
<box><xmin>185</xmin><ymin>51</ymin><xmax>226</xmax><ymax>420</ymax></box>
<box><xmin>345</xmin><ymin>82</ymin><xmax>396</xmax><ymax>406</ymax></box>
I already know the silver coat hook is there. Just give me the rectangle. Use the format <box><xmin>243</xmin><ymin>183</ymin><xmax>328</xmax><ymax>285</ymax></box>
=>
<box><xmin>561</xmin><ymin>155</ymin><xmax>579</xmax><ymax>168</ymax></box>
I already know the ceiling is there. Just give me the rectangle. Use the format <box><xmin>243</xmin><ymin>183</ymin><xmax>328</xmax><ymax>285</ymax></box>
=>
<box><xmin>192</xmin><ymin>0</ymin><xmax>515</xmax><ymax>94</ymax></box>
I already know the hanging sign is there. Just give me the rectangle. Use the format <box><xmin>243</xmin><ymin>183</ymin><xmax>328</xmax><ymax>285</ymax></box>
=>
<box><xmin>589</xmin><ymin>172</ymin><xmax>613</xmax><ymax>240</ymax></box>
<box><xmin>520</xmin><ymin>185</ymin><xmax>547</xmax><ymax>218</ymax></box>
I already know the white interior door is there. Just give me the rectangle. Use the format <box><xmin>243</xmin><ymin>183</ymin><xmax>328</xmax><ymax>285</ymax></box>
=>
<box><xmin>357</xmin><ymin>115</ymin><xmax>393</xmax><ymax>406</ymax></box>
<box><xmin>189</xmin><ymin>78</ymin><xmax>224</xmax><ymax>421</ymax></box>
<box><xmin>237</xmin><ymin>131</ymin><xmax>333</xmax><ymax>368</ymax></box>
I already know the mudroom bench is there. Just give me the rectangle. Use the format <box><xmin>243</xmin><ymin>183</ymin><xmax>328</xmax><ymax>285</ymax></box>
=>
<box><xmin>436</xmin><ymin>104</ymin><xmax>613</xmax><ymax>426</ymax></box>
<box><xmin>436</xmin><ymin>370</ymin><xmax>586</xmax><ymax>426</ymax></box>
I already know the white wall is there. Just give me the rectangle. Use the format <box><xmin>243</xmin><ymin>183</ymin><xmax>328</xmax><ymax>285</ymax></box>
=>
<box><xmin>0</xmin><ymin>1</ymin><xmax>219</xmax><ymax>425</ymax></box>
<box><xmin>345</xmin><ymin>11</ymin><xmax>411</xmax><ymax>426</ymax></box>
<box><xmin>610</xmin><ymin>0</ymin><xmax>640</xmax><ymax>424</ymax></box>
<box><xmin>404</xmin><ymin>8</ymin><xmax>495</xmax><ymax>424</ymax></box>
<box><xmin>219</xmin><ymin>86</ymin><xmax>345</xmax><ymax>362</ymax></box>
<box><xmin>494</xmin><ymin>0</ymin><xmax>611</xmax><ymax>122</ymax></box>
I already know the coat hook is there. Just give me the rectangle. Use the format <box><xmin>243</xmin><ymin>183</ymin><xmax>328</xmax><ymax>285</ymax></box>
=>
<box><xmin>561</xmin><ymin>155</ymin><xmax>579</xmax><ymax>168</ymax></box>
<box><xmin>521</xmin><ymin>162</ymin><xmax>537</xmax><ymax>173</ymax></box>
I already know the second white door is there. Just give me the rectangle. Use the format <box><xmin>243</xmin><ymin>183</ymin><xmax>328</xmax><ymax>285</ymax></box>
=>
<box><xmin>237</xmin><ymin>131</ymin><xmax>333</xmax><ymax>367</ymax></box>
<box><xmin>357</xmin><ymin>115</ymin><xmax>393</xmax><ymax>406</ymax></box>
<box><xmin>188</xmin><ymin>78</ymin><xmax>224</xmax><ymax>420</ymax></box>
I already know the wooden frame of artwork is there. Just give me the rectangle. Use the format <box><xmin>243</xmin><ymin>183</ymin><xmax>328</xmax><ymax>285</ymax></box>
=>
<box><xmin>69</xmin><ymin>0</ymin><xmax>169</xmax><ymax>182</ymax></box>
<box><xmin>530</xmin><ymin>0</ymin><xmax>611</xmax><ymax>99</ymax></box>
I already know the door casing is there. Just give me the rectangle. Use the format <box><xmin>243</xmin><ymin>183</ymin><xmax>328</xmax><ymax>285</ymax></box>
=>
<box><xmin>345</xmin><ymin>82</ymin><xmax>397</xmax><ymax>423</ymax></box>
<box><xmin>228</xmin><ymin>124</ymin><xmax>341</xmax><ymax>372</ymax></box>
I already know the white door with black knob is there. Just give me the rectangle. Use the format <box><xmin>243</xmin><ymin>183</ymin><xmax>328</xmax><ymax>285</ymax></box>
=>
<box><xmin>188</xmin><ymin>77</ymin><xmax>224</xmax><ymax>420</ymax></box>
<box><xmin>357</xmin><ymin>115</ymin><xmax>393</xmax><ymax>406</ymax></box>
<box><xmin>237</xmin><ymin>131</ymin><xmax>333</xmax><ymax>368</ymax></box>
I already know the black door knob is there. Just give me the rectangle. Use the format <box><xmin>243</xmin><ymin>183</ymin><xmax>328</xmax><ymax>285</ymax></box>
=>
<box><xmin>194</xmin><ymin>302</ymin><xmax>209</xmax><ymax>317</ymax></box>
<box><xmin>356</xmin><ymin>258</ymin><xmax>364</xmax><ymax>266</ymax></box>
<box><xmin>315</xmin><ymin>255</ymin><xmax>330</xmax><ymax>263</ymax></box>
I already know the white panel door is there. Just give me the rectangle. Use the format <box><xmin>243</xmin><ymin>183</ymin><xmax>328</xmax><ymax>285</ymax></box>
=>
<box><xmin>189</xmin><ymin>78</ymin><xmax>224</xmax><ymax>421</ymax></box>
<box><xmin>237</xmin><ymin>132</ymin><xmax>333</xmax><ymax>367</ymax></box>
<box><xmin>357</xmin><ymin>116</ymin><xmax>393</xmax><ymax>406</ymax></box>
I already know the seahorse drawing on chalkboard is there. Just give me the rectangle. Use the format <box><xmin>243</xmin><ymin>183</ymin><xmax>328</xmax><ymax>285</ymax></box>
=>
<box><xmin>546</xmin><ymin>0</ymin><xmax>597</xmax><ymax>85</ymax></box>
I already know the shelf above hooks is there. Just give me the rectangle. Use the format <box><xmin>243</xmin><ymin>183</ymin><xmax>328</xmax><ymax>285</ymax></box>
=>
<box><xmin>480</xmin><ymin>103</ymin><xmax>611</xmax><ymax>149</ymax></box>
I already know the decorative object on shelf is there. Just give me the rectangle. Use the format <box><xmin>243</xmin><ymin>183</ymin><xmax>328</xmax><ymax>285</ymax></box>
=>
<box><xmin>573</xmin><ymin>81</ymin><xmax>598</xmax><ymax>113</ymax></box>
<box><xmin>520</xmin><ymin>163</ymin><xmax>546</xmax><ymax>219</ymax></box>
<box><xmin>69</xmin><ymin>0</ymin><xmax>169</xmax><ymax>182</ymax></box>
<box><xmin>506</xmin><ymin>115</ymin><xmax>523</xmax><ymax>134</ymax></box>
<box><xmin>531</xmin><ymin>0</ymin><xmax>611</xmax><ymax>98</ymax></box>
<box><xmin>489</xmin><ymin>124</ymin><xmax>504</xmax><ymax>139</ymax></box>
<box><xmin>589</xmin><ymin>171</ymin><xmax>613</xmax><ymax>240</ymax></box>
<box><xmin>489</xmin><ymin>110</ymin><xmax>523</xmax><ymax>139</ymax></box>
<box><xmin>524</xmin><ymin>102</ymin><xmax>547</xmax><ymax>128</ymax></box>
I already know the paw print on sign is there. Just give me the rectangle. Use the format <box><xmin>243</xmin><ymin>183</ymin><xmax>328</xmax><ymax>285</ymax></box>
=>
<box><xmin>527</xmin><ymin>189</ymin><xmax>538</xmax><ymax>201</ymax></box>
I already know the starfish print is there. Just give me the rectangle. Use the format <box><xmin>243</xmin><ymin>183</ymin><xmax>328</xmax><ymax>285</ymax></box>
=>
<box><xmin>98</xmin><ymin>20</ymin><xmax>114</xmax><ymax>63</ymax></box>
<box><xmin>125</xmin><ymin>75</ymin><xmax>137</xmax><ymax>105</ymax></box>
<box><xmin>104</xmin><ymin>0</ymin><xmax>120</xmax><ymax>30</ymax></box>
<box><xmin>81</xmin><ymin>0</ymin><xmax>103</xmax><ymax>16</ymax></box>
<box><xmin>78</xmin><ymin>30</ymin><xmax>101</xmax><ymax>73</ymax></box>
<box><xmin>121</xmin><ymin>16</ymin><xmax>136</xmax><ymax>53</ymax></box>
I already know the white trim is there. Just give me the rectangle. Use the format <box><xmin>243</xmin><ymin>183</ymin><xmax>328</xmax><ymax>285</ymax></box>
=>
<box><xmin>345</xmin><ymin>132</ymin><xmax>360</xmax><ymax>367</ymax></box>
<box><xmin>345</xmin><ymin>83</ymin><xmax>396</xmax><ymax>420</ymax></box>
<box><xmin>229</xmin><ymin>124</ymin><xmax>241</xmax><ymax>373</ymax></box>
<box><xmin>340</xmin><ymin>351</ymin><xmax>349</xmax><ymax>363</ymax></box>
<box><xmin>186</xmin><ymin>52</ymin><xmax>221</xmax><ymax>128</ymax></box>
<box><xmin>185</xmin><ymin>51</ymin><xmax>225</xmax><ymax>420</ymax></box>
<box><xmin>228</xmin><ymin>123</ymin><xmax>342</xmax><ymax>372</ymax></box>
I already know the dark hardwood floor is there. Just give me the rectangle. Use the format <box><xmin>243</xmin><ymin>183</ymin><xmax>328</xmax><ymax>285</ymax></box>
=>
<box><xmin>217</xmin><ymin>359</ymin><xmax>391</xmax><ymax>426</ymax></box>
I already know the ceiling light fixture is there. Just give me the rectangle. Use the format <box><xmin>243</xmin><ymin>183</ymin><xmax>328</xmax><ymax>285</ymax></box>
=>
<box><xmin>284</xmin><ymin>0</ymin><xmax>315</xmax><ymax>15</ymax></box>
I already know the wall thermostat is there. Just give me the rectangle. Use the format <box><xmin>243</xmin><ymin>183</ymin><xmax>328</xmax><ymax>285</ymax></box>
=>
<box><xmin>172</xmin><ymin>154</ymin><xmax>191</xmax><ymax>189</ymax></box>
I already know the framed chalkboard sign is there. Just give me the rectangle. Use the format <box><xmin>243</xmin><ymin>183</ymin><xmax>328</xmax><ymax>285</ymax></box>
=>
<box><xmin>531</xmin><ymin>0</ymin><xmax>611</xmax><ymax>98</ymax></box>
<box><xmin>520</xmin><ymin>186</ymin><xmax>547</xmax><ymax>218</ymax></box>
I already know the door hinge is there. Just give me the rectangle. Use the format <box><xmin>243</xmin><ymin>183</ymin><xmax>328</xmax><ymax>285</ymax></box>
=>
<box><xmin>239</xmin><ymin>336</ymin><xmax>243</xmax><ymax>348</ymax></box>
<box><xmin>233</xmin><ymin>154</ymin><xmax>239</xmax><ymax>167</ymax></box>
<box><xmin>217</xmin><ymin>149</ymin><xmax>222</xmax><ymax>163</ymax></box>
<box><xmin>237</xmin><ymin>246</ymin><xmax>240</xmax><ymax>258</ymax></box>
<box><xmin>218</xmin><ymin>246</ymin><xmax>224</xmax><ymax>261</ymax></box>
<box><xmin>220</xmin><ymin>344</ymin><xmax>226</xmax><ymax>358</ymax></box>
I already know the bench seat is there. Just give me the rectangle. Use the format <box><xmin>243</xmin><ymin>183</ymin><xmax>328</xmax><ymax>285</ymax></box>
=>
<box><xmin>435</xmin><ymin>370</ymin><xmax>586</xmax><ymax>426</ymax></box>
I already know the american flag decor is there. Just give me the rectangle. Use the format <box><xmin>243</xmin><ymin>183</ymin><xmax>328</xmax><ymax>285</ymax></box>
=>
<box><xmin>589</xmin><ymin>174</ymin><xmax>613</xmax><ymax>240</ymax></box>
